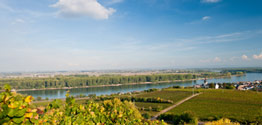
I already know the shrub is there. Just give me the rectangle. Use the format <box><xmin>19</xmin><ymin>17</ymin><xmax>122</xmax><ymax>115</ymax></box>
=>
<box><xmin>144</xmin><ymin>88</ymin><xmax>159</xmax><ymax>92</ymax></box>
<box><xmin>159</xmin><ymin>111</ymin><xmax>198</xmax><ymax>125</ymax></box>
<box><xmin>142</xmin><ymin>113</ymin><xmax>151</xmax><ymax>119</ymax></box>
<box><xmin>225</xmin><ymin>85</ymin><xmax>234</xmax><ymax>89</ymax></box>
<box><xmin>173</xmin><ymin>86</ymin><xmax>181</xmax><ymax>88</ymax></box>
<box><xmin>0</xmin><ymin>84</ymin><xmax>167</xmax><ymax>125</ymax></box>
<box><xmin>0</xmin><ymin>84</ymin><xmax>38</xmax><ymax>124</ymax></box>
<box><xmin>159</xmin><ymin>114</ymin><xmax>174</xmax><ymax>121</ymax></box>
<box><xmin>79</xmin><ymin>94</ymin><xmax>86</xmax><ymax>98</ymax></box>
<box><xmin>209</xmin><ymin>83</ymin><xmax>215</xmax><ymax>88</ymax></box>
<box><xmin>148</xmin><ymin>106</ymin><xmax>152</xmax><ymax>111</ymax></box>
<box><xmin>36</xmin><ymin>96</ymin><xmax>42</xmax><ymax>101</ymax></box>
<box><xmin>204</xmin><ymin>115</ymin><xmax>222</xmax><ymax>121</ymax></box>
<box><xmin>204</xmin><ymin>118</ymin><xmax>240</xmax><ymax>125</ymax></box>
<box><xmin>156</xmin><ymin>106</ymin><xmax>163</xmax><ymax>112</ymax></box>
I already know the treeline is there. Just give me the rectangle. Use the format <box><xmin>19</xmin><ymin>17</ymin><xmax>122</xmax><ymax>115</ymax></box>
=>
<box><xmin>159</xmin><ymin>112</ymin><xmax>198</xmax><ymax>125</ymax></box>
<box><xmin>0</xmin><ymin>73</ymin><xmax>231</xmax><ymax>90</ymax></box>
<box><xmin>96</xmin><ymin>96</ymin><xmax>173</xmax><ymax>104</ymax></box>
<box><xmin>158</xmin><ymin>112</ymin><xmax>242</xmax><ymax>125</ymax></box>
<box><xmin>0</xmin><ymin>74</ymin><xmax>197</xmax><ymax>89</ymax></box>
<box><xmin>208</xmin><ymin>83</ymin><xmax>235</xmax><ymax>89</ymax></box>
<box><xmin>221</xmin><ymin>68</ymin><xmax>262</xmax><ymax>73</ymax></box>
<box><xmin>140</xmin><ymin>106</ymin><xmax>163</xmax><ymax>112</ymax></box>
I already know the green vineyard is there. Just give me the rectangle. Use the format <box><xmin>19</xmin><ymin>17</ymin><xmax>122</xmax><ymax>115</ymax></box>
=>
<box><xmin>0</xmin><ymin>84</ymin><xmax>166</xmax><ymax>124</ymax></box>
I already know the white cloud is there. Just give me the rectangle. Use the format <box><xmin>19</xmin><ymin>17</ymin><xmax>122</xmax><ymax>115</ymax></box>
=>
<box><xmin>107</xmin><ymin>0</ymin><xmax>124</xmax><ymax>5</ymax></box>
<box><xmin>230</xmin><ymin>56</ymin><xmax>238</xmax><ymax>61</ymax></box>
<box><xmin>241</xmin><ymin>55</ymin><xmax>249</xmax><ymax>60</ymax></box>
<box><xmin>199</xmin><ymin>59</ymin><xmax>211</xmax><ymax>63</ymax></box>
<box><xmin>201</xmin><ymin>0</ymin><xmax>221</xmax><ymax>3</ymax></box>
<box><xmin>253</xmin><ymin>52</ymin><xmax>262</xmax><ymax>60</ymax></box>
<box><xmin>11</xmin><ymin>18</ymin><xmax>26</xmax><ymax>25</ymax></box>
<box><xmin>214</xmin><ymin>57</ymin><xmax>221</xmax><ymax>62</ymax></box>
<box><xmin>174</xmin><ymin>30</ymin><xmax>262</xmax><ymax>46</ymax></box>
<box><xmin>51</xmin><ymin>0</ymin><xmax>116</xmax><ymax>19</ymax></box>
<box><xmin>15</xmin><ymin>18</ymin><xmax>25</xmax><ymax>23</ymax></box>
<box><xmin>0</xmin><ymin>2</ymin><xmax>15</xmax><ymax>12</ymax></box>
<box><xmin>200</xmin><ymin>57</ymin><xmax>221</xmax><ymax>63</ymax></box>
<box><xmin>202</xmin><ymin>16</ymin><xmax>211</xmax><ymax>21</ymax></box>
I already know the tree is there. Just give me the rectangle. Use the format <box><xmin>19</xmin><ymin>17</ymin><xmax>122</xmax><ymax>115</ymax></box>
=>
<box><xmin>209</xmin><ymin>83</ymin><xmax>215</xmax><ymax>88</ymax></box>
<box><xmin>37</xmin><ymin>96</ymin><xmax>42</xmax><ymax>101</ymax></box>
<box><xmin>226</xmin><ymin>72</ymin><xmax>232</xmax><ymax>76</ymax></box>
<box><xmin>142</xmin><ymin>113</ymin><xmax>151</xmax><ymax>119</ymax></box>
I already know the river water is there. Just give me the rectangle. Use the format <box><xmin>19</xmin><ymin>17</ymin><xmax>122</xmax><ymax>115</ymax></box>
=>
<box><xmin>18</xmin><ymin>73</ymin><xmax>262</xmax><ymax>99</ymax></box>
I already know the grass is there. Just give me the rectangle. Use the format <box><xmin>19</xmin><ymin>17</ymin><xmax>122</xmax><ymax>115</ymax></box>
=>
<box><xmin>167</xmin><ymin>89</ymin><xmax>262</xmax><ymax>123</ymax></box>
<box><xmin>30</xmin><ymin>88</ymin><xmax>262</xmax><ymax>123</ymax></box>
<box><xmin>31</xmin><ymin>101</ymin><xmax>52</xmax><ymax>108</ymax></box>
<box><xmin>31</xmin><ymin>89</ymin><xmax>194</xmax><ymax>116</ymax></box>
<box><xmin>132</xmin><ymin>89</ymin><xmax>193</xmax><ymax>116</ymax></box>
<box><xmin>31</xmin><ymin>98</ymin><xmax>89</xmax><ymax>108</ymax></box>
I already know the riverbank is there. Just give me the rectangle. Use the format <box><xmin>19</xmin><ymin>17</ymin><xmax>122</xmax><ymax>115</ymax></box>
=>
<box><xmin>2</xmin><ymin>79</ymin><xmax>195</xmax><ymax>92</ymax></box>
<box><xmin>0</xmin><ymin>75</ymin><xmax>241</xmax><ymax>92</ymax></box>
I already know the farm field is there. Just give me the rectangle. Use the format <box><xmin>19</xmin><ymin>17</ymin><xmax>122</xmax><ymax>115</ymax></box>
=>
<box><xmin>31</xmin><ymin>89</ymin><xmax>195</xmax><ymax>114</ymax></box>
<box><xmin>166</xmin><ymin>89</ymin><xmax>262</xmax><ymax>123</ymax></box>
<box><xmin>133</xmin><ymin>89</ymin><xmax>194</xmax><ymax>115</ymax></box>
<box><xmin>31</xmin><ymin>98</ymin><xmax>88</xmax><ymax>108</ymax></box>
<box><xmin>31</xmin><ymin>88</ymin><xmax>262</xmax><ymax>123</ymax></box>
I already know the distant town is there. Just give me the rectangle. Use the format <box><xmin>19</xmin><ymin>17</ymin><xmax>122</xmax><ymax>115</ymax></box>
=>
<box><xmin>1</xmin><ymin>67</ymin><xmax>262</xmax><ymax>78</ymax></box>
<box><xmin>0</xmin><ymin>69</ymin><xmax>211</xmax><ymax>78</ymax></box>
<box><xmin>195</xmin><ymin>78</ymin><xmax>262</xmax><ymax>91</ymax></box>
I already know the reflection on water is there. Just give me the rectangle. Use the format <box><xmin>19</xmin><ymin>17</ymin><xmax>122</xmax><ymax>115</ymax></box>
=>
<box><xmin>18</xmin><ymin>73</ymin><xmax>262</xmax><ymax>99</ymax></box>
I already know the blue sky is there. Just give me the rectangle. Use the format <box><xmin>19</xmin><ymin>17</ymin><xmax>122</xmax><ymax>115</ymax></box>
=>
<box><xmin>0</xmin><ymin>0</ymin><xmax>262</xmax><ymax>72</ymax></box>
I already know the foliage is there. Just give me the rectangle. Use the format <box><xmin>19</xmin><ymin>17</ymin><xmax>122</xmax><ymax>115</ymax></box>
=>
<box><xmin>134</xmin><ymin>89</ymin><xmax>193</xmax><ymax>115</ymax></box>
<box><xmin>88</xmin><ymin>94</ymin><xmax>96</xmax><ymax>98</ymax></box>
<box><xmin>75</xmin><ymin>94</ymin><xmax>86</xmax><ymax>98</ymax></box>
<box><xmin>172</xmin><ymin>86</ymin><xmax>182</xmax><ymax>88</ymax></box>
<box><xmin>0</xmin><ymin>84</ymin><xmax>38</xmax><ymax>124</ymax></box>
<box><xmin>159</xmin><ymin>111</ymin><xmax>198</xmax><ymax>125</ymax></box>
<box><xmin>209</xmin><ymin>83</ymin><xmax>215</xmax><ymax>88</ymax></box>
<box><xmin>36</xmin><ymin>96</ymin><xmax>42</xmax><ymax>101</ymax></box>
<box><xmin>225</xmin><ymin>85</ymin><xmax>234</xmax><ymax>89</ymax></box>
<box><xmin>139</xmin><ymin>106</ymin><xmax>163</xmax><ymax>112</ymax></box>
<box><xmin>0</xmin><ymin>84</ymin><xmax>166</xmax><ymax>124</ymax></box>
<box><xmin>221</xmin><ymin>68</ymin><xmax>262</xmax><ymax>73</ymax></box>
<box><xmin>142</xmin><ymin>112</ymin><xmax>151</xmax><ymax>119</ymax></box>
<box><xmin>167</xmin><ymin>89</ymin><xmax>262</xmax><ymax>124</ymax></box>
<box><xmin>221</xmin><ymin>83</ymin><xmax>235</xmax><ymax>89</ymax></box>
<box><xmin>204</xmin><ymin>118</ymin><xmax>240</xmax><ymax>125</ymax></box>
<box><xmin>97</xmin><ymin>96</ymin><xmax>174</xmax><ymax>104</ymax></box>
<box><xmin>144</xmin><ymin>88</ymin><xmax>159</xmax><ymax>92</ymax></box>
<box><xmin>255</xmin><ymin>108</ymin><xmax>262</xmax><ymax>124</ymax></box>
<box><xmin>0</xmin><ymin>73</ymin><xmax>229</xmax><ymax>90</ymax></box>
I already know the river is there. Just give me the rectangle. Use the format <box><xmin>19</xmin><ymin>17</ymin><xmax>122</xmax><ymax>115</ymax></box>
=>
<box><xmin>18</xmin><ymin>73</ymin><xmax>262</xmax><ymax>99</ymax></box>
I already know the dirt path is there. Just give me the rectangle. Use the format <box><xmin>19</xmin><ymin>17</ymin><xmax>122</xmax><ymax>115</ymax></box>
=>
<box><xmin>151</xmin><ymin>93</ymin><xmax>202</xmax><ymax>120</ymax></box>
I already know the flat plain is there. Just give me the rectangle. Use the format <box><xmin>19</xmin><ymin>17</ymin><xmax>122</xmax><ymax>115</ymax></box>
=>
<box><xmin>166</xmin><ymin>89</ymin><xmax>262</xmax><ymax>123</ymax></box>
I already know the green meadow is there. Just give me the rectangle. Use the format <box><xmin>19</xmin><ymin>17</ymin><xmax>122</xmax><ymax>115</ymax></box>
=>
<box><xmin>31</xmin><ymin>88</ymin><xmax>262</xmax><ymax>123</ymax></box>
<box><xmin>166</xmin><ymin>89</ymin><xmax>262</xmax><ymax>123</ymax></box>
<box><xmin>132</xmin><ymin>89</ymin><xmax>193</xmax><ymax>115</ymax></box>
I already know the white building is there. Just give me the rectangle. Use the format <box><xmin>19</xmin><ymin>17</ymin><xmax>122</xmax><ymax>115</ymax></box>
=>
<box><xmin>215</xmin><ymin>84</ymin><xmax>219</xmax><ymax>89</ymax></box>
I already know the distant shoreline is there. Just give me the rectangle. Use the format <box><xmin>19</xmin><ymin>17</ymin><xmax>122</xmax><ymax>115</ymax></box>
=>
<box><xmin>11</xmin><ymin>79</ymin><xmax>197</xmax><ymax>92</ymax></box>
<box><xmin>1</xmin><ymin>75</ymin><xmax>237</xmax><ymax>92</ymax></box>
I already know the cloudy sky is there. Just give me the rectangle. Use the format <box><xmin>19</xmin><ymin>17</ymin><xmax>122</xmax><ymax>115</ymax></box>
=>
<box><xmin>0</xmin><ymin>0</ymin><xmax>262</xmax><ymax>72</ymax></box>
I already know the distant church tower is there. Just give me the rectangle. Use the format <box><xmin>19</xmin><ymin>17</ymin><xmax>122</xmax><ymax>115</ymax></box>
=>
<box><xmin>204</xmin><ymin>78</ymin><xmax>208</xmax><ymax>85</ymax></box>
